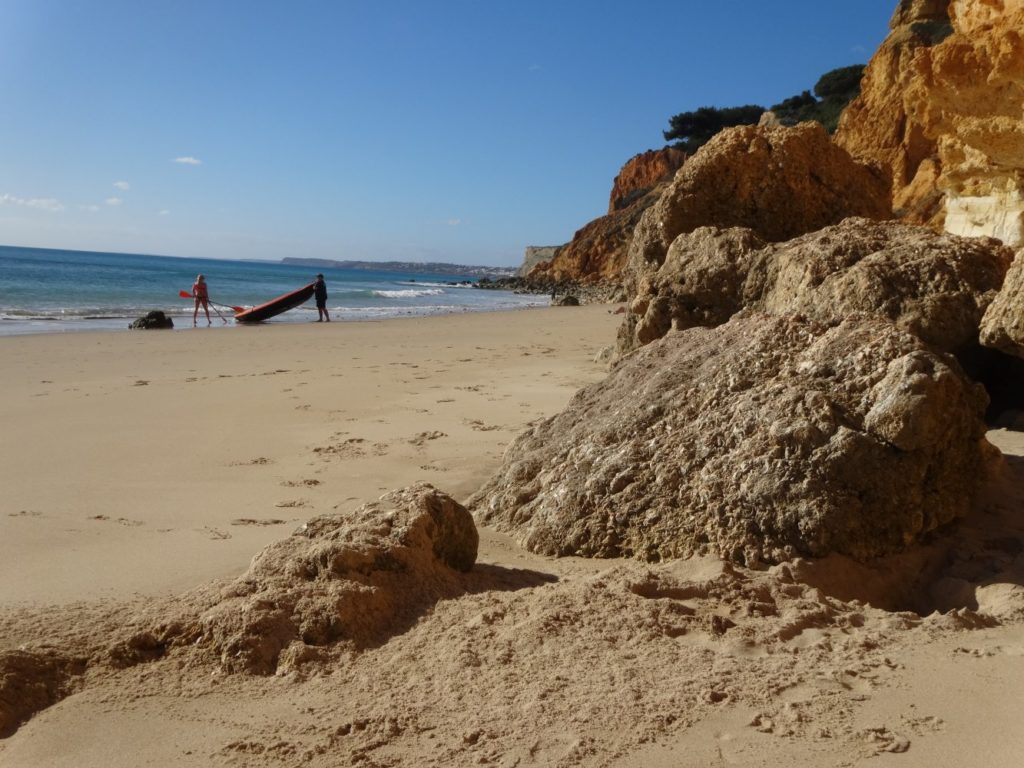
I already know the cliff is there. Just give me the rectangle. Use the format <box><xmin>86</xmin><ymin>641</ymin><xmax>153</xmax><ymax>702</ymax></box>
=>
<box><xmin>529</xmin><ymin>148</ymin><xmax>685</xmax><ymax>284</ymax></box>
<box><xmin>607</xmin><ymin>147</ymin><xmax>687</xmax><ymax>214</ymax></box>
<box><xmin>836</xmin><ymin>0</ymin><xmax>1024</xmax><ymax>246</ymax></box>
<box><xmin>518</xmin><ymin>246</ymin><xmax>559</xmax><ymax>277</ymax></box>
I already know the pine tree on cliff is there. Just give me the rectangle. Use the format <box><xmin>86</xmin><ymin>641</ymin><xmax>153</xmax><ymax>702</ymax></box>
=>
<box><xmin>663</xmin><ymin>64</ymin><xmax>866</xmax><ymax>151</ymax></box>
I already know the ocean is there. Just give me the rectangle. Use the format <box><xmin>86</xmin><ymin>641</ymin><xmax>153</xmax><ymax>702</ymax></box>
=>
<box><xmin>0</xmin><ymin>245</ymin><xmax>545</xmax><ymax>336</ymax></box>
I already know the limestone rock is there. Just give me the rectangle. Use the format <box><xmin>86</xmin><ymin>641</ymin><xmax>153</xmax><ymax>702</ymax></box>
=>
<box><xmin>519</xmin><ymin>246</ymin><xmax>560</xmax><ymax>277</ymax></box>
<box><xmin>619</xmin><ymin>218</ymin><xmax>1012</xmax><ymax>359</ymax></box>
<box><xmin>836</xmin><ymin>0</ymin><xmax>1024</xmax><ymax>245</ymax></box>
<box><xmin>624</xmin><ymin>122</ymin><xmax>891</xmax><ymax>290</ymax></box>
<box><xmin>471</xmin><ymin>313</ymin><xmax>992</xmax><ymax>566</ymax></box>
<box><xmin>980</xmin><ymin>249</ymin><xmax>1024</xmax><ymax>357</ymax></box>
<box><xmin>608</xmin><ymin>147</ymin><xmax>687</xmax><ymax>214</ymax></box>
<box><xmin>129</xmin><ymin>310</ymin><xmax>174</xmax><ymax>329</ymax></box>
<box><xmin>112</xmin><ymin>483</ymin><xmax>478</xmax><ymax>675</ymax></box>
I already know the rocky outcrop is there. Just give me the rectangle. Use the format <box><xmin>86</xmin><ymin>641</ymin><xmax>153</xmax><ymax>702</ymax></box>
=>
<box><xmin>528</xmin><ymin>149</ymin><xmax>686</xmax><ymax>284</ymax></box>
<box><xmin>519</xmin><ymin>246</ymin><xmax>560</xmax><ymax>277</ymax></box>
<box><xmin>836</xmin><ymin>0</ymin><xmax>1024</xmax><ymax>245</ymax></box>
<box><xmin>619</xmin><ymin>218</ymin><xmax>1013</xmax><ymax>359</ymax></box>
<box><xmin>471</xmin><ymin>313</ymin><xmax>993</xmax><ymax>566</ymax></box>
<box><xmin>129</xmin><ymin>310</ymin><xmax>174</xmax><ymax>329</ymax></box>
<box><xmin>625</xmin><ymin>122</ymin><xmax>891</xmax><ymax>292</ymax></box>
<box><xmin>608</xmin><ymin>147</ymin><xmax>687</xmax><ymax>214</ymax></box>
<box><xmin>980</xmin><ymin>249</ymin><xmax>1024</xmax><ymax>357</ymax></box>
<box><xmin>111</xmin><ymin>484</ymin><xmax>478</xmax><ymax>675</ymax></box>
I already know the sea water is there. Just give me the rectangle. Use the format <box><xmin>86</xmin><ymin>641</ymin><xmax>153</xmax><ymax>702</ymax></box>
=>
<box><xmin>0</xmin><ymin>245</ymin><xmax>545</xmax><ymax>336</ymax></box>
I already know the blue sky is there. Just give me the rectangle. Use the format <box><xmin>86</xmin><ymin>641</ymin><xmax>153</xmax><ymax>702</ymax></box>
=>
<box><xmin>0</xmin><ymin>1</ymin><xmax>896</xmax><ymax>266</ymax></box>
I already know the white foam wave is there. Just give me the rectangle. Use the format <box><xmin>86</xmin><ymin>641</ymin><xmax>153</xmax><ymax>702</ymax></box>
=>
<box><xmin>372</xmin><ymin>288</ymin><xmax>446</xmax><ymax>298</ymax></box>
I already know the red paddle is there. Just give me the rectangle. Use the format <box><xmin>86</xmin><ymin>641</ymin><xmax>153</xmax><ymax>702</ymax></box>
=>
<box><xmin>178</xmin><ymin>290</ymin><xmax>245</xmax><ymax>313</ymax></box>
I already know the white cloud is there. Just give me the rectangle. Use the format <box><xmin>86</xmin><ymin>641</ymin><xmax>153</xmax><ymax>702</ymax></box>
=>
<box><xmin>0</xmin><ymin>193</ymin><xmax>64</xmax><ymax>212</ymax></box>
<box><xmin>105</xmin><ymin>197</ymin><xmax>123</xmax><ymax>206</ymax></box>
<box><xmin>447</xmin><ymin>218</ymin><xmax>462</xmax><ymax>226</ymax></box>
<box><xmin>173</xmin><ymin>156</ymin><xmax>202</xmax><ymax>165</ymax></box>
<box><xmin>113</xmin><ymin>180</ymin><xmax>130</xmax><ymax>190</ymax></box>
<box><xmin>79</xmin><ymin>204</ymin><xmax>100</xmax><ymax>212</ymax></box>
<box><xmin>158</xmin><ymin>209</ymin><xmax>170</xmax><ymax>216</ymax></box>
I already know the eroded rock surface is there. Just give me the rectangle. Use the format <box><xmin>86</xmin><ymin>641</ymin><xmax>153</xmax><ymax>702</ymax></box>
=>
<box><xmin>980</xmin><ymin>250</ymin><xmax>1024</xmax><ymax>357</ymax></box>
<box><xmin>607</xmin><ymin>147</ymin><xmax>687</xmax><ymax>214</ymax></box>
<box><xmin>625</xmin><ymin>122</ymin><xmax>891</xmax><ymax>287</ymax></box>
<box><xmin>619</xmin><ymin>218</ymin><xmax>1012</xmax><ymax>358</ymax></box>
<box><xmin>111</xmin><ymin>483</ymin><xmax>478</xmax><ymax>675</ymax></box>
<box><xmin>472</xmin><ymin>313</ymin><xmax>993</xmax><ymax>566</ymax></box>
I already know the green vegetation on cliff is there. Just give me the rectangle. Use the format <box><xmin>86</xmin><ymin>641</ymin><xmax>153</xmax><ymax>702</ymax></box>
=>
<box><xmin>663</xmin><ymin>64</ymin><xmax>865</xmax><ymax>151</ymax></box>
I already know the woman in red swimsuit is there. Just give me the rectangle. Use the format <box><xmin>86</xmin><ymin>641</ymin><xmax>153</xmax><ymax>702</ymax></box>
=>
<box><xmin>192</xmin><ymin>274</ymin><xmax>211</xmax><ymax>326</ymax></box>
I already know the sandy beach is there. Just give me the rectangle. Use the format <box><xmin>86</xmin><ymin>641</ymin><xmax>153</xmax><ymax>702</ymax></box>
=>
<box><xmin>2</xmin><ymin>306</ymin><xmax>1024</xmax><ymax>767</ymax></box>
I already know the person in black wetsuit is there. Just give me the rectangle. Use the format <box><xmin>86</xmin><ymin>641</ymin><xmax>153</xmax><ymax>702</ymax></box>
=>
<box><xmin>314</xmin><ymin>273</ymin><xmax>330</xmax><ymax>322</ymax></box>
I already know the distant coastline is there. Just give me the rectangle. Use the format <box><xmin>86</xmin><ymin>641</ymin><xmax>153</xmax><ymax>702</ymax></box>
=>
<box><xmin>281</xmin><ymin>257</ymin><xmax>518</xmax><ymax>279</ymax></box>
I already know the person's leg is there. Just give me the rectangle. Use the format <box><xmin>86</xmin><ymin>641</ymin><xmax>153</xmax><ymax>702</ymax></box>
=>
<box><xmin>193</xmin><ymin>298</ymin><xmax>200</xmax><ymax>326</ymax></box>
<box><xmin>324</xmin><ymin>306</ymin><xmax>330</xmax><ymax>322</ymax></box>
<box><xmin>203</xmin><ymin>300</ymin><xmax>211</xmax><ymax>325</ymax></box>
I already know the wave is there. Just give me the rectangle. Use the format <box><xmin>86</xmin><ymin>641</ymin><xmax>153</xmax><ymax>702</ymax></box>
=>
<box><xmin>397</xmin><ymin>280</ymin><xmax>474</xmax><ymax>290</ymax></box>
<box><xmin>372</xmin><ymin>288</ymin><xmax>446</xmax><ymax>299</ymax></box>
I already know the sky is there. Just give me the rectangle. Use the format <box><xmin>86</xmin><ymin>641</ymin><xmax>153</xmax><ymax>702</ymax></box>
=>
<box><xmin>0</xmin><ymin>1</ymin><xmax>898</xmax><ymax>266</ymax></box>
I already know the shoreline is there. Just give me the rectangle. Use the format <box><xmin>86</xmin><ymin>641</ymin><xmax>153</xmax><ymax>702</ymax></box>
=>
<box><xmin>0</xmin><ymin>297</ymin><xmax>553</xmax><ymax>338</ymax></box>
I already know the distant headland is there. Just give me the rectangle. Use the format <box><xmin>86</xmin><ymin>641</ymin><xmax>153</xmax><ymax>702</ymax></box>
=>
<box><xmin>280</xmin><ymin>257</ymin><xmax>517</xmax><ymax>279</ymax></box>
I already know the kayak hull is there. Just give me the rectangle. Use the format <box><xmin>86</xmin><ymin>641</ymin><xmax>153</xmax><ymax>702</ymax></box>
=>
<box><xmin>234</xmin><ymin>283</ymin><xmax>316</xmax><ymax>323</ymax></box>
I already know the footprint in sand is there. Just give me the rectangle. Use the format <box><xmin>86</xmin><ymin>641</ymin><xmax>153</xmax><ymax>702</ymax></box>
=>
<box><xmin>229</xmin><ymin>457</ymin><xmax>274</xmax><ymax>466</ymax></box>
<box><xmin>275</xmin><ymin>500</ymin><xmax>309</xmax><ymax>508</ymax></box>
<box><xmin>9</xmin><ymin>510</ymin><xmax>43</xmax><ymax>518</ymax></box>
<box><xmin>281</xmin><ymin>478</ymin><xmax>322</xmax><ymax>487</ymax></box>
<box><xmin>202</xmin><ymin>527</ymin><xmax>231</xmax><ymax>540</ymax></box>
<box><xmin>314</xmin><ymin>438</ymin><xmax>367</xmax><ymax>459</ymax></box>
<box><xmin>859</xmin><ymin>726</ymin><xmax>911</xmax><ymax>755</ymax></box>
<box><xmin>133</xmin><ymin>380</ymin><xmax>149</xmax><ymax>386</ymax></box>
<box><xmin>465</xmin><ymin>419</ymin><xmax>502</xmax><ymax>432</ymax></box>
<box><xmin>231</xmin><ymin>518</ymin><xmax>289</xmax><ymax>526</ymax></box>
<box><xmin>409</xmin><ymin>431</ymin><xmax>447</xmax><ymax>446</ymax></box>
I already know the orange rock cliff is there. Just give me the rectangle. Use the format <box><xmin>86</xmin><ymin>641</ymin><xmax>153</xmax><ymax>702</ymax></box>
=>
<box><xmin>837</xmin><ymin>0</ymin><xmax>1024</xmax><ymax>246</ymax></box>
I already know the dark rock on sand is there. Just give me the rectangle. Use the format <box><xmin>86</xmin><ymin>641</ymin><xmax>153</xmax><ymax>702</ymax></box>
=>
<box><xmin>471</xmin><ymin>313</ymin><xmax>995</xmax><ymax>566</ymax></box>
<box><xmin>129</xmin><ymin>310</ymin><xmax>174</xmax><ymax>330</ymax></box>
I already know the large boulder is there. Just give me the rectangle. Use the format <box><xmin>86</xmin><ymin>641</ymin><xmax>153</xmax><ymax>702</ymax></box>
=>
<box><xmin>471</xmin><ymin>313</ymin><xmax>994</xmax><ymax>566</ymax></box>
<box><xmin>624</xmin><ymin>122</ymin><xmax>891</xmax><ymax>291</ymax></box>
<box><xmin>980</xmin><ymin>249</ymin><xmax>1024</xmax><ymax>357</ymax></box>
<box><xmin>620</xmin><ymin>218</ymin><xmax>1013</xmax><ymax>359</ymax></box>
<box><xmin>111</xmin><ymin>483</ymin><xmax>478</xmax><ymax>675</ymax></box>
